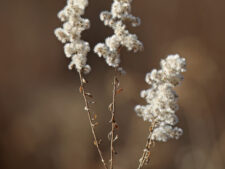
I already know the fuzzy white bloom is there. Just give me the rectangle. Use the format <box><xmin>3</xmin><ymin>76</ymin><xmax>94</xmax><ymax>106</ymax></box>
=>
<box><xmin>54</xmin><ymin>0</ymin><xmax>91</xmax><ymax>74</ymax></box>
<box><xmin>94</xmin><ymin>0</ymin><xmax>143</xmax><ymax>68</ymax></box>
<box><xmin>135</xmin><ymin>54</ymin><xmax>186</xmax><ymax>142</ymax></box>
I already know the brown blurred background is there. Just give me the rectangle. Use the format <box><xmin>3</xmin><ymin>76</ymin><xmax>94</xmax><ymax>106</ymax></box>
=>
<box><xmin>0</xmin><ymin>0</ymin><xmax>225</xmax><ymax>169</ymax></box>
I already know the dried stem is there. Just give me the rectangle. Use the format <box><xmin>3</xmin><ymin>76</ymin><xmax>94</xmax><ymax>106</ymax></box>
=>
<box><xmin>109</xmin><ymin>69</ymin><xmax>119</xmax><ymax>169</ymax></box>
<box><xmin>78</xmin><ymin>72</ymin><xmax>108</xmax><ymax>169</ymax></box>
<box><xmin>137</xmin><ymin>121</ymin><xmax>156</xmax><ymax>169</ymax></box>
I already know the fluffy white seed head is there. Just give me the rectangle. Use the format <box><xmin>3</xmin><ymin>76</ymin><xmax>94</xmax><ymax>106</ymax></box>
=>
<box><xmin>135</xmin><ymin>54</ymin><xmax>186</xmax><ymax>142</ymax></box>
<box><xmin>94</xmin><ymin>0</ymin><xmax>143</xmax><ymax>69</ymax></box>
<box><xmin>151</xmin><ymin>124</ymin><xmax>183</xmax><ymax>142</ymax></box>
<box><xmin>54</xmin><ymin>0</ymin><xmax>91</xmax><ymax>74</ymax></box>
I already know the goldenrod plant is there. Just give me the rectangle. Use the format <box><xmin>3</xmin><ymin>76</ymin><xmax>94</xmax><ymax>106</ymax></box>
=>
<box><xmin>54</xmin><ymin>0</ymin><xmax>186</xmax><ymax>169</ymax></box>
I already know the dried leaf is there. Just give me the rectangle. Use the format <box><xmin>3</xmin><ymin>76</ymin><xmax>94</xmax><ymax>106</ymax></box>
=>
<box><xmin>108</xmin><ymin>103</ymin><xmax>113</xmax><ymax>111</ymax></box>
<box><xmin>94</xmin><ymin>114</ymin><xmax>97</xmax><ymax>119</ymax></box>
<box><xmin>85</xmin><ymin>92</ymin><xmax>93</xmax><ymax>98</ymax></box>
<box><xmin>108</xmin><ymin>131</ymin><xmax>112</xmax><ymax>141</ymax></box>
<box><xmin>113</xmin><ymin>135</ymin><xmax>119</xmax><ymax>142</ymax></box>
<box><xmin>92</xmin><ymin>122</ymin><xmax>99</xmax><ymax>127</ymax></box>
<box><xmin>113</xmin><ymin>122</ymin><xmax>119</xmax><ymax>129</ymax></box>
<box><xmin>82</xmin><ymin>78</ymin><xmax>88</xmax><ymax>84</ymax></box>
<box><xmin>94</xmin><ymin>140</ymin><xmax>98</xmax><ymax>146</ymax></box>
<box><xmin>109</xmin><ymin>116</ymin><xmax>115</xmax><ymax>123</ymax></box>
<box><xmin>98</xmin><ymin>139</ymin><xmax>102</xmax><ymax>145</ymax></box>
<box><xmin>116</xmin><ymin>88</ymin><xmax>123</xmax><ymax>95</ymax></box>
<box><xmin>84</xmin><ymin>106</ymin><xmax>89</xmax><ymax>111</ymax></box>
<box><xmin>92</xmin><ymin>114</ymin><xmax>97</xmax><ymax>121</ymax></box>
<box><xmin>79</xmin><ymin>86</ymin><xmax>83</xmax><ymax>93</ymax></box>
<box><xmin>88</xmin><ymin>101</ymin><xmax>96</xmax><ymax>104</ymax></box>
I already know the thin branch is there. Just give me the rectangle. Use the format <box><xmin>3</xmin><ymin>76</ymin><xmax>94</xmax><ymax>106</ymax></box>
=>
<box><xmin>137</xmin><ymin>121</ymin><xmax>156</xmax><ymax>169</ymax></box>
<box><xmin>78</xmin><ymin>72</ymin><xmax>108</xmax><ymax>169</ymax></box>
<box><xmin>109</xmin><ymin>69</ymin><xmax>119</xmax><ymax>169</ymax></box>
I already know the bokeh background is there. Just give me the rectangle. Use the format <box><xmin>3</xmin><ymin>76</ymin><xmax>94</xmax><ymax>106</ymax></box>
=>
<box><xmin>1</xmin><ymin>0</ymin><xmax>225</xmax><ymax>169</ymax></box>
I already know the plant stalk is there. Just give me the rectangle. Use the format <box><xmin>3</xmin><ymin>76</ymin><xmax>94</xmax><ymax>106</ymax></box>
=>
<box><xmin>79</xmin><ymin>72</ymin><xmax>108</xmax><ymax>169</ymax></box>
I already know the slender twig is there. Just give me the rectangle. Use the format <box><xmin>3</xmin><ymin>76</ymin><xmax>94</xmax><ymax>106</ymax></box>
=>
<box><xmin>137</xmin><ymin>121</ymin><xmax>156</xmax><ymax>169</ymax></box>
<box><xmin>109</xmin><ymin>69</ymin><xmax>118</xmax><ymax>169</ymax></box>
<box><xmin>78</xmin><ymin>72</ymin><xmax>108</xmax><ymax>169</ymax></box>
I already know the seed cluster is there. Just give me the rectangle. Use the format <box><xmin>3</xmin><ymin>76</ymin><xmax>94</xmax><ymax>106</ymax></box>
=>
<box><xmin>55</xmin><ymin>0</ymin><xmax>91</xmax><ymax>74</ymax></box>
<box><xmin>135</xmin><ymin>54</ymin><xmax>186</xmax><ymax>142</ymax></box>
<box><xmin>94</xmin><ymin>0</ymin><xmax>143</xmax><ymax>68</ymax></box>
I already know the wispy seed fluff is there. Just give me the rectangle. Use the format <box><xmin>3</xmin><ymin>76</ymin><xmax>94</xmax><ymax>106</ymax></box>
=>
<box><xmin>54</xmin><ymin>0</ymin><xmax>91</xmax><ymax>74</ymax></box>
<box><xmin>94</xmin><ymin>0</ymin><xmax>143</xmax><ymax>69</ymax></box>
<box><xmin>135</xmin><ymin>54</ymin><xmax>186</xmax><ymax>142</ymax></box>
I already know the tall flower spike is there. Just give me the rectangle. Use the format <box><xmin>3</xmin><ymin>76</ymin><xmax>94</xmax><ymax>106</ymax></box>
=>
<box><xmin>94</xmin><ymin>0</ymin><xmax>143</xmax><ymax>69</ymax></box>
<box><xmin>55</xmin><ymin>0</ymin><xmax>91</xmax><ymax>74</ymax></box>
<box><xmin>135</xmin><ymin>54</ymin><xmax>186</xmax><ymax>142</ymax></box>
